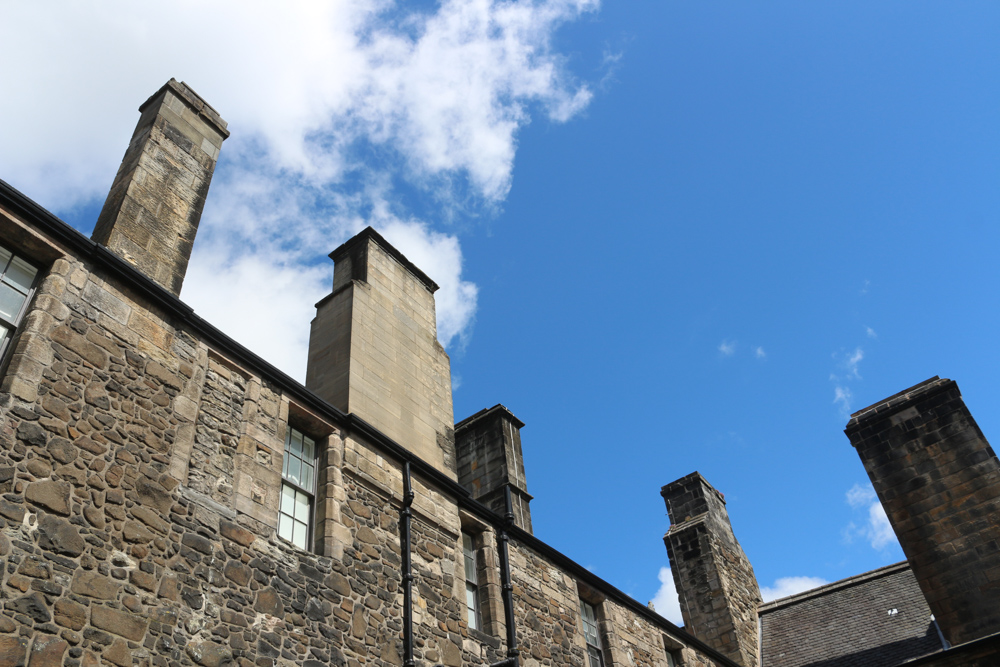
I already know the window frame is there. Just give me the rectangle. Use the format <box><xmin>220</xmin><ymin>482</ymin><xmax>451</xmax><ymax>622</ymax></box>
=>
<box><xmin>0</xmin><ymin>244</ymin><xmax>40</xmax><ymax>369</ymax></box>
<box><xmin>662</xmin><ymin>635</ymin><xmax>684</xmax><ymax>667</ymax></box>
<box><xmin>580</xmin><ymin>599</ymin><xmax>606</xmax><ymax>667</ymax></box>
<box><xmin>278</xmin><ymin>425</ymin><xmax>318</xmax><ymax>551</ymax></box>
<box><xmin>462</xmin><ymin>530</ymin><xmax>483</xmax><ymax>631</ymax></box>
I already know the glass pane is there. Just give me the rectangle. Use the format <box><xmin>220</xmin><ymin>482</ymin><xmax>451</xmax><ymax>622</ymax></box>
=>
<box><xmin>287</xmin><ymin>456</ymin><xmax>301</xmax><ymax>486</ymax></box>
<box><xmin>302</xmin><ymin>435</ymin><xmax>314</xmax><ymax>461</ymax></box>
<box><xmin>0</xmin><ymin>322</ymin><xmax>10</xmax><ymax>345</ymax></box>
<box><xmin>588</xmin><ymin>646</ymin><xmax>604</xmax><ymax>667</ymax></box>
<box><xmin>0</xmin><ymin>283</ymin><xmax>26</xmax><ymax>322</ymax></box>
<box><xmin>4</xmin><ymin>256</ymin><xmax>36</xmax><ymax>292</ymax></box>
<box><xmin>464</xmin><ymin>552</ymin><xmax>476</xmax><ymax>581</ymax></box>
<box><xmin>0</xmin><ymin>247</ymin><xmax>11</xmax><ymax>272</ymax></box>
<box><xmin>292</xmin><ymin>520</ymin><xmax>308</xmax><ymax>549</ymax></box>
<box><xmin>281</xmin><ymin>484</ymin><xmax>295</xmax><ymax>515</ymax></box>
<box><xmin>302</xmin><ymin>462</ymin><xmax>314</xmax><ymax>492</ymax></box>
<box><xmin>282</xmin><ymin>450</ymin><xmax>289</xmax><ymax>476</ymax></box>
<box><xmin>466</xmin><ymin>585</ymin><xmax>479</xmax><ymax>630</ymax></box>
<box><xmin>277</xmin><ymin>514</ymin><xmax>293</xmax><ymax>541</ymax></box>
<box><xmin>290</xmin><ymin>429</ymin><xmax>302</xmax><ymax>456</ymax></box>
<box><xmin>294</xmin><ymin>489</ymin><xmax>311</xmax><ymax>521</ymax></box>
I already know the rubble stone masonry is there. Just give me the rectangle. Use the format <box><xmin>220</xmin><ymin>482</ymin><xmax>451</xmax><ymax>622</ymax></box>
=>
<box><xmin>0</xmin><ymin>178</ymin><xmax>732</xmax><ymax>667</ymax></box>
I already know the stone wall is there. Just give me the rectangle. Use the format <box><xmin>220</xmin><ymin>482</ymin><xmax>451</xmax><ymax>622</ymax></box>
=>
<box><xmin>0</xmin><ymin>199</ymin><xmax>731</xmax><ymax>667</ymax></box>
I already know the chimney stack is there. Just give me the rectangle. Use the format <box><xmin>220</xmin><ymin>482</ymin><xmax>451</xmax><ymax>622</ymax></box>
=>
<box><xmin>92</xmin><ymin>79</ymin><xmax>229</xmax><ymax>296</ymax></box>
<box><xmin>306</xmin><ymin>228</ymin><xmax>457</xmax><ymax>478</ymax></box>
<box><xmin>455</xmin><ymin>405</ymin><xmax>533</xmax><ymax>533</ymax></box>
<box><xmin>662</xmin><ymin>472</ymin><xmax>761</xmax><ymax>667</ymax></box>
<box><xmin>846</xmin><ymin>377</ymin><xmax>1000</xmax><ymax>646</ymax></box>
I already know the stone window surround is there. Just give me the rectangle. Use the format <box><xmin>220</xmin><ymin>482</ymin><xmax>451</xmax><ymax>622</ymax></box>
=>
<box><xmin>0</xmin><ymin>211</ymin><xmax>64</xmax><ymax>384</ymax></box>
<box><xmin>578</xmin><ymin>583</ymin><xmax>613</xmax><ymax>667</ymax></box>
<box><xmin>662</xmin><ymin>634</ymin><xmax>685</xmax><ymax>667</ymax></box>
<box><xmin>581</xmin><ymin>598</ymin><xmax>607</xmax><ymax>667</ymax></box>
<box><xmin>282</xmin><ymin>402</ymin><xmax>337</xmax><ymax>555</ymax></box>
<box><xmin>459</xmin><ymin>511</ymin><xmax>504</xmax><ymax>639</ymax></box>
<box><xmin>278</xmin><ymin>425</ymin><xmax>318</xmax><ymax>550</ymax></box>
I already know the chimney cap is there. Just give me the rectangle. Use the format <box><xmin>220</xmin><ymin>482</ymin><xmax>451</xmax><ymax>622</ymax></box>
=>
<box><xmin>329</xmin><ymin>226</ymin><xmax>440</xmax><ymax>293</ymax></box>
<box><xmin>140</xmin><ymin>78</ymin><xmax>230</xmax><ymax>139</ymax></box>
<box><xmin>844</xmin><ymin>376</ymin><xmax>950</xmax><ymax>431</ymax></box>
<box><xmin>455</xmin><ymin>403</ymin><xmax>526</xmax><ymax>431</ymax></box>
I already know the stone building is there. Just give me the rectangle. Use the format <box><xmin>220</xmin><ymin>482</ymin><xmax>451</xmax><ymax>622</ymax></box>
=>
<box><xmin>663</xmin><ymin>376</ymin><xmax>1000</xmax><ymax>666</ymax></box>
<box><xmin>1</xmin><ymin>79</ymin><xmax>998</xmax><ymax>667</ymax></box>
<box><xmin>0</xmin><ymin>80</ymin><xmax>741</xmax><ymax>667</ymax></box>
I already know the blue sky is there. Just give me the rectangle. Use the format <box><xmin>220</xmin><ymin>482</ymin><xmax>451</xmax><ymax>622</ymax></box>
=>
<box><xmin>3</xmin><ymin>1</ymin><xmax>999</xmax><ymax>622</ymax></box>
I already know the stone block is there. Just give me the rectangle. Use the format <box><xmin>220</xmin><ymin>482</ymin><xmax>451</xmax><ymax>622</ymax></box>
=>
<box><xmin>0</xmin><ymin>636</ymin><xmax>28</xmax><ymax>667</ymax></box>
<box><xmin>26</xmin><ymin>636</ymin><xmax>66</xmax><ymax>667</ymax></box>
<box><xmin>26</xmin><ymin>481</ymin><xmax>71</xmax><ymax>515</ymax></box>
<box><xmin>91</xmin><ymin>605</ymin><xmax>148</xmax><ymax>641</ymax></box>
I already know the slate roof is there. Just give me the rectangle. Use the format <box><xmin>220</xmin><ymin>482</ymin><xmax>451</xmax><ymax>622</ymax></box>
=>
<box><xmin>759</xmin><ymin>562</ymin><xmax>945</xmax><ymax>667</ymax></box>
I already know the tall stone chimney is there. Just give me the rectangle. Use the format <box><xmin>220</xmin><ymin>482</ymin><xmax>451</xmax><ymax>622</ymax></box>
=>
<box><xmin>306</xmin><ymin>228</ymin><xmax>457</xmax><ymax>478</ymax></box>
<box><xmin>845</xmin><ymin>377</ymin><xmax>1000</xmax><ymax>646</ymax></box>
<box><xmin>662</xmin><ymin>472</ymin><xmax>761</xmax><ymax>667</ymax></box>
<box><xmin>92</xmin><ymin>79</ymin><xmax>229</xmax><ymax>296</ymax></box>
<box><xmin>455</xmin><ymin>405</ymin><xmax>533</xmax><ymax>532</ymax></box>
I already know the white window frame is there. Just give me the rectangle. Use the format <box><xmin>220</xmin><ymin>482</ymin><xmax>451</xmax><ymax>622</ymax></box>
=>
<box><xmin>0</xmin><ymin>244</ymin><xmax>39</xmax><ymax>367</ymax></box>
<box><xmin>463</xmin><ymin>531</ymin><xmax>482</xmax><ymax>631</ymax></box>
<box><xmin>580</xmin><ymin>599</ymin><xmax>605</xmax><ymax>667</ymax></box>
<box><xmin>278</xmin><ymin>426</ymin><xmax>317</xmax><ymax>551</ymax></box>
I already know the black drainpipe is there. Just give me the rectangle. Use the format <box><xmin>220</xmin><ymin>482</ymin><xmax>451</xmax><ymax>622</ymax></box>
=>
<box><xmin>489</xmin><ymin>485</ymin><xmax>520</xmax><ymax>667</ymax></box>
<box><xmin>401</xmin><ymin>461</ymin><xmax>416</xmax><ymax>667</ymax></box>
<box><xmin>403</xmin><ymin>469</ymin><xmax>518</xmax><ymax>667</ymax></box>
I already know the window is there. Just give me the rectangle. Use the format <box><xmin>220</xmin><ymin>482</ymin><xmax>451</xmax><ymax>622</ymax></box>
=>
<box><xmin>0</xmin><ymin>245</ymin><xmax>39</xmax><ymax>363</ymax></box>
<box><xmin>278</xmin><ymin>426</ymin><xmax>316</xmax><ymax>550</ymax></box>
<box><xmin>662</xmin><ymin>634</ymin><xmax>684</xmax><ymax>667</ymax></box>
<box><xmin>580</xmin><ymin>600</ymin><xmax>605</xmax><ymax>667</ymax></box>
<box><xmin>463</xmin><ymin>531</ymin><xmax>482</xmax><ymax>631</ymax></box>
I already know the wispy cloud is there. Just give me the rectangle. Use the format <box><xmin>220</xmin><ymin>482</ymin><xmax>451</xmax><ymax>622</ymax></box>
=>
<box><xmin>754</xmin><ymin>346</ymin><xmax>766</xmax><ymax>359</ymax></box>
<box><xmin>860</xmin><ymin>279</ymin><xmax>870</xmax><ymax>295</ymax></box>
<box><xmin>830</xmin><ymin>346</ymin><xmax>865</xmax><ymax>418</ymax></box>
<box><xmin>844</xmin><ymin>483</ymin><xmax>899</xmax><ymax>552</ymax></box>
<box><xmin>650</xmin><ymin>567</ymin><xmax>683</xmax><ymax>625</ymax></box>
<box><xmin>718</xmin><ymin>340</ymin><xmax>736</xmax><ymax>357</ymax></box>
<box><xmin>845</xmin><ymin>347</ymin><xmax>864</xmax><ymax>379</ymax></box>
<box><xmin>833</xmin><ymin>385</ymin><xmax>854</xmax><ymax>417</ymax></box>
<box><xmin>760</xmin><ymin>576</ymin><xmax>828</xmax><ymax>602</ymax></box>
<box><xmin>0</xmin><ymin>0</ymin><xmax>599</xmax><ymax>379</ymax></box>
<box><xmin>866</xmin><ymin>326</ymin><xmax>877</xmax><ymax>339</ymax></box>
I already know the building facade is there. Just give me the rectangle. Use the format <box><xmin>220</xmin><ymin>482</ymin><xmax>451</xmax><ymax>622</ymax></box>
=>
<box><xmin>0</xmin><ymin>81</ymin><xmax>737</xmax><ymax>667</ymax></box>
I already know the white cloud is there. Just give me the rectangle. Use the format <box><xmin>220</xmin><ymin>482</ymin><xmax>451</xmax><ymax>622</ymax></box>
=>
<box><xmin>754</xmin><ymin>346</ymin><xmax>766</xmax><ymax>359</ymax></box>
<box><xmin>718</xmin><ymin>340</ymin><xmax>736</xmax><ymax>357</ymax></box>
<box><xmin>866</xmin><ymin>326</ymin><xmax>877</xmax><ymax>339</ymax></box>
<box><xmin>760</xmin><ymin>576</ymin><xmax>828</xmax><ymax>602</ymax></box>
<box><xmin>845</xmin><ymin>483</ymin><xmax>899</xmax><ymax>552</ymax></box>
<box><xmin>650</xmin><ymin>567</ymin><xmax>683</xmax><ymax>625</ymax></box>
<box><xmin>845</xmin><ymin>347</ymin><xmax>864</xmax><ymax>379</ymax></box>
<box><xmin>0</xmin><ymin>0</ymin><xmax>597</xmax><ymax>379</ymax></box>
<box><xmin>834</xmin><ymin>385</ymin><xmax>853</xmax><ymax>417</ymax></box>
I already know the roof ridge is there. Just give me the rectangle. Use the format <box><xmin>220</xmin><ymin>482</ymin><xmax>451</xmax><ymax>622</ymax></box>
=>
<box><xmin>758</xmin><ymin>561</ymin><xmax>911</xmax><ymax>612</ymax></box>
